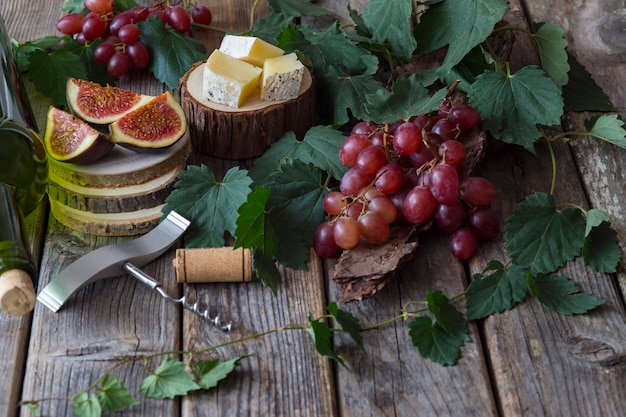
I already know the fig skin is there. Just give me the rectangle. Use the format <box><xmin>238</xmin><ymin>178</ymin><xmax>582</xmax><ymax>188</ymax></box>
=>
<box><xmin>109</xmin><ymin>91</ymin><xmax>187</xmax><ymax>150</ymax></box>
<box><xmin>43</xmin><ymin>106</ymin><xmax>114</xmax><ymax>164</ymax></box>
<box><xmin>66</xmin><ymin>77</ymin><xmax>153</xmax><ymax>125</ymax></box>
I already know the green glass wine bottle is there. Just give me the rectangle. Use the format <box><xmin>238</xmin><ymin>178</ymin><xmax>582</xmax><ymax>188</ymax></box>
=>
<box><xmin>0</xmin><ymin>14</ymin><xmax>48</xmax><ymax>315</ymax></box>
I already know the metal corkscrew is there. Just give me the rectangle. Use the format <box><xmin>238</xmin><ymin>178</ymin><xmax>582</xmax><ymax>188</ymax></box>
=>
<box><xmin>123</xmin><ymin>262</ymin><xmax>232</xmax><ymax>331</ymax></box>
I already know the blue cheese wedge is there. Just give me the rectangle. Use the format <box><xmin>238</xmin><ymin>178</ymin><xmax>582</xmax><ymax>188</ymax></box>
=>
<box><xmin>202</xmin><ymin>50</ymin><xmax>262</xmax><ymax>108</ymax></box>
<box><xmin>218</xmin><ymin>35</ymin><xmax>284</xmax><ymax>67</ymax></box>
<box><xmin>261</xmin><ymin>53</ymin><xmax>305</xmax><ymax>101</ymax></box>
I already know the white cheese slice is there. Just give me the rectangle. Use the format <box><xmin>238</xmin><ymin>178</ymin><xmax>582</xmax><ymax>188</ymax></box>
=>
<box><xmin>261</xmin><ymin>53</ymin><xmax>305</xmax><ymax>101</ymax></box>
<box><xmin>202</xmin><ymin>50</ymin><xmax>262</xmax><ymax>108</ymax></box>
<box><xmin>219</xmin><ymin>35</ymin><xmax>284</xmax><ymax>67</ymax></box>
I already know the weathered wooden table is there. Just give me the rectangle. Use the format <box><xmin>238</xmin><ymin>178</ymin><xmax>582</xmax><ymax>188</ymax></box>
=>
<box><xmin>2</xmin><ymin>0</ymin><xmax>626</xmax><ymax>416</ymax></box>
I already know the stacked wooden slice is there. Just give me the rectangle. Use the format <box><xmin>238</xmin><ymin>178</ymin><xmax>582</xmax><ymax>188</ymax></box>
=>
<box><xmin>47</xmin><ymin>131</ymin><xmax>191</xmax><ymax>236</ymax></box>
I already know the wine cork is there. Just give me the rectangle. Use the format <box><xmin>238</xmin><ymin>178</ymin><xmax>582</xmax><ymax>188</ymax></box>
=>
<box><xmin>173</xmin><ymin>247</ymin><xmax>253</xmax><ymax>283</ymax></box>
<box><xmin>0</xmin><ymin>269</ymin><xmax>36</xmax><ymax>315</ymax></box>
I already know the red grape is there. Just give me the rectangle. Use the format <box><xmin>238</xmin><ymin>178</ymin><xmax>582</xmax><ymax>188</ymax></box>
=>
<box><xmin>57</xmin><ymin>13</ymin><xmax>85</xmax><ymax>35</ymax></box>
<box><xmin>323</xmin><ymin>191</ymin><xmax>347</xmax><ymax>215</ymax></box>
<box><xmin>355</xmin><ymin>145</ymin><xmax>387</xmax><ymax>176</ymax></box>
<box><xmin>107</xmin><ymin>52</ymin><xmax>132</xmax><ymax>78</ymax></box>
<box><xmin>439</xmin><ymin>140</ymin><xmax>466</xmax><ymax>165</ymax></box>
<box><xmin>118</xmin><ymin>23</ymin><xmax>140</xmax><ymax>44</ymax></box>
<box><xmin>191</xmin><ymin>5</ymin><xmax>213</xmax><ymax>25</ymax></box>
<box><xmin>109</xmin><ymin>10</ymin><xmax>138</xmax><ymax>35</ymax></box>
<box><xmin>459</xmin><ymin>176</ymin><xmax>497</xmax><ymax>206</ymax></box>
<box><xmin>351</xmin><ymin>121</ymin><xmax>376</xmax><ymax>135</ymax></box>
<box><xmin>449</xmin><ymin>104</ymin><xmax>481</xmax><ymax>130</ymax></box>
<box><xmin>340</xmin><ymin>134</ymin><xmax>370</xmax><ymax>167</ymax></box>
<box><xmin>393</xmin><ymin>121</ymin><xmax>422</xmax><ymax>155</ymax></box>
<box><xmin>346</xmin><ymin>201</ymin><xmax>364</xmax><ymax>219</ymax></box>
<box><xmin>340</xmin><ymin>167</ymin><xmax>373</xmax><ymax>196</ymax></box>
<box><xmin>431</xmin><ymin>118</ymin><xmax>458</xmax><ymax>141</ymax></box>
<box><xmin>434</xmin><ymin>200</ymin><xmax>465</xmax><ymax>233</ymax></box>
<box><xmin>357</xmin><ymin>211</ymin><xmax>390</xmax><ymax>244</ymax></box>
<box><xmin>82</xmin><ymin>13</ymin><xmax>107</xmax><ymax>41</ymax></box>
<box><xmin>429</xmin><ymin>163</ymin><xmax>459</xmax><ymax>205</ymax></box>
<box><xmin>375</xmin><ymin>163</ymin><xmax>404</xmax><ymax>195</ymax></box>
<box><xmin>403</xmin><ymin>185</ymin><xmax>436</xmax><ymax>224</ymax></box>
<box><xmin>313</xmin><ymin>221</ymin><xmax>339</xmax><ymax>258</ymax></box>
<box><xmin>333</xmin><ymin>217</ymin><xmax>361</xmax><ymax>249</ymax></box>
<box><xmin>93</xmin><ymin>41</ymin><xmax>116</xmax><ymax>64</ymax></box>
<box><xmin>368</xmin><ymin>196</ymin><xmax>397</xmax><ymax>224</ymax></box>
<box><xmin>468</xmin><ymin>205</ymin><xmax>500</xmax><ymax>240</ymax></box>
<box><xmin>126</xmin><ymin>42</ymin><xmax>150</xmax><ymax>70</ymax></box>
<box><xmin>167</xmin><ymin>5</ymin><xmax>191</xmax><ymax>33</ymax></box>
<box><xmin>85</xmin><ymin>0</ymin><xmax>114</xmax><ymax>14</ymax></box>
<box><xmin>449</xmin><ymin>227</ymin><xmax>478</xmax><ymax>259</ymax></box>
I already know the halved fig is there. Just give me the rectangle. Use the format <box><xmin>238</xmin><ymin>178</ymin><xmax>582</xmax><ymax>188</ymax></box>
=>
<box><xmin>109</xmin><ymin>91</ymin><xmax>187</xmax><ymax>150</ymax></box>
<box><xmin>43</xmin><ymin>106</ymin><xmax>114</xmax><ymax>164</ymax></box>
<box><xmin>66</xmin><ymin>77</ymin><xmax>154</xmax><ymax>124</ymax></box>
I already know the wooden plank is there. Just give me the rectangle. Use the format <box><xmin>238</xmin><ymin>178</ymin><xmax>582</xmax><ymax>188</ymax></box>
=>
<box><xmin>180</xmin><ymin>254</ymin><xmax>337</xmax><ymax>416</ymax></box>
<box><xmin>471</xmin><ymin>1</ymin><xmax>626</xmax><ymax>416</ymax></box>
<box><xmin>328</xmin><ymin>230</ymin><xmax>498</xmax><ymax>416</ymax></box>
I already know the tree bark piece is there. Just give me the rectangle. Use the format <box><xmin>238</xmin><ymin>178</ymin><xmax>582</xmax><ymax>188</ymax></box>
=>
<box><xmin>179</xmin><ymin>61</ymin><xmax>317</xmax><ymax>159</ymax></box>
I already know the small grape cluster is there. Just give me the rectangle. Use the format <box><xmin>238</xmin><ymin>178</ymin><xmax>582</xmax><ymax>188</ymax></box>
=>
<box><xmin>56</xmin><ymin>0</ymin><xmax>212</xmax><ymax>78</ymax></box>
<box><xmin>314</xmin><ymin>101</ymin><xmax>500</xmax><ymax>261</ymax></box>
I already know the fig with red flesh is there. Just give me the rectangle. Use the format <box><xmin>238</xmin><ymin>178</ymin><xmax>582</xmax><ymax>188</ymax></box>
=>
<box><xmin>43</xmin><ymin>106</ymin><xmax>114</xmax><ymax>164</ymax></box>
<box><xmin>109</xmin><ymin>91</ymin><xmax>187</xmax><ymax>149</ymax></box>
<box><xmin>66</xmin><ymin>77</ymin><xmax>153</xmax><ymax>124</ymax></box>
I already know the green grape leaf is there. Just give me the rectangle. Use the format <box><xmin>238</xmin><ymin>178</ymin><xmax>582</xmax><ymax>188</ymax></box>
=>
<box><xmin>426</xmin><ymin>290</ymin><xmax>468</xmax><ymax>338</ymax></box>
<box><xmin>528</xmin><ymin>274</ymin><xmax>605</xmax><ymax>315</ymax></box>
<box><xmin>585</xmin><ymin>208</ymin><xmax>610</xmax><ymax>236</ymax></box>
<box><xmin>26</xmin><ymin>403</ymin><xmax>39</xmax><ymax>416</ymax></box>
<box><xmin>97</xmin><ymin>375</ymin><xmax>139</xmax><ymax>413</ymax></box>
<box><xmin>465</xmin><ymin>261</ymin><xmax>529</xmax><ymax>320</ymax></box>
<box><xmin>163</xmin><ymin>165</ymin><xmax>253</xmax><ymax>248</ymax></box>
<box><xmin>563</xmin><ymin>53</ymin><xmax>614</xmax><ymax>112</ymax></box>
<box><xmin>251</xmin><ymin>12</ymin><xmax>294</xmax><ymax>43</ymax></box>
<box><xmin>583</xmin><ymin>222</ymin><xmax>621</xmax><ymax>274</ymax></box>
<box><xmin>532</xmin><ymin>22</ymin><xmax>570</xmax><ymax>86</ymax></box>
<box><xmin>138</xmin><ymin>17</ymin><xmax>206</xmax><ymax>90</ymax></box>
<box><xmin>307</xmin><ymin>315</ymin><xmax>347</xmax><ymax>368</ymax></box>
<box><xmin>408</xmin><ymin>316</ymin><xmax>465</xmax><ymax>366</ymax></box>
<box><xmin>27</xmin><ymin>48</ymin><xmax>87</xmax><ymax>106</ymax></box>
<box><xmin>328</xmin><ymin>301</ymin><xmax>364</xmax><ymax>351</ymax></box>
<box><xmin>267</xmin><ymin>0</ymin><xmax>332</xmax><ymax>18</ymax></box>
<box><xmin>250</xmin><ymin>126</ymin><xmax>348</xmax><ymax>182</ymax></box>
<box><xmin>253</xmin><ymin>249</ymin><xmax>283</xmax><ymax>294</ymax></box>
<box><xmin>504</xmin><ymin>192</ymin><xmax>585</xmax><ymax>276</ymax></box>
<box><xmin>193</xmin><ymin>356</ymin><xmax>246</xmax><ymax>390</ymax></box>
<box><xmin>234</xmin><ymin>186</ymin><xmax>278</xmax><ymax>256</ymax></box>
<box><xmin>114</xmin><ymin>0</ymin><xmax>138</xmax><ymax>11</ymax></box>
<box><xmin>414</xmin><ymin>0</ymin><xmax>509</xmax><ymax>70</ymax></box>
<box><xmin>363</xmin><ymin>75</ymin><xmax>448</xmax><ymax>123</ymax></box>
<box><xmin>264</xmin><ymin>161</ymin><xmax>327</xmax><ymax>254</ymax></box>
<box><xmin>588</xmin><ymin>114</ymin><xmax>626</xmax><ymax>148</ymax></box>
<box><xmin>468</xmin><ymin>66</ymin><xmax>563</xmax><ymax>150</ymax></box>
<box><xmin>13</xmin><ymin>36</ymin><xmax>64</xmax><ymax>71</ymax></box>
<box><xmin>139</xmin><ymin>358</ymin><xmax>201</xmax><ymax>399</ymax></box>
<box><xmin>62</xmin><ymin>0</ymin><xmax>86</xmax><ymax>13</ymax></box>
<box><xmin>72</xmin><ymin>392</ymin><xmax>102</xmax><ymax>417</ymax></box>
<box><xmin>362</xmin><ymin>0</ymin><xmax>416</xmax><ymax>60</ymax></box>
<box><xmin>321</xmin><ymin>73</ymin><xmax>386</xmax><ymax>125</ymax></box>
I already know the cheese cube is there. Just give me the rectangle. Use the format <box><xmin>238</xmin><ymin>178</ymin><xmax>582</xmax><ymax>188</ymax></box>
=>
<box><xmin>203</xmin><ymin>50</ymin><xmax>262</xmax><ymax>108</ymax></box>
<box><xmin>261</xmin><ymin>53</ymin><xmax>305</xmax><ymax>101</ymax></box>
<box><xmin>219</xmin><ymin>35</ymin><xmax>284</xmax><ymax>67</ymax></box>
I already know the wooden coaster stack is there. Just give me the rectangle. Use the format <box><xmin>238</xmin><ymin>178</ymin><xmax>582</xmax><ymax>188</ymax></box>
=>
<box><xmin>47</xmin><ymin>131</ymin><xmax>191</xmax><ymax>236</ymax></box>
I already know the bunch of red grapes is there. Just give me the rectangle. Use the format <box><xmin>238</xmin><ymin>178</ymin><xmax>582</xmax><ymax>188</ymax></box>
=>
<box><xmin>56</xmin><ymin>0</ymin><xmax>212</xmax><ymax>78</ymax></box>
<box><xmin>313</xmin><ymin>101</ymin><xmax>500</xmax><ymax>261</ymax></box>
